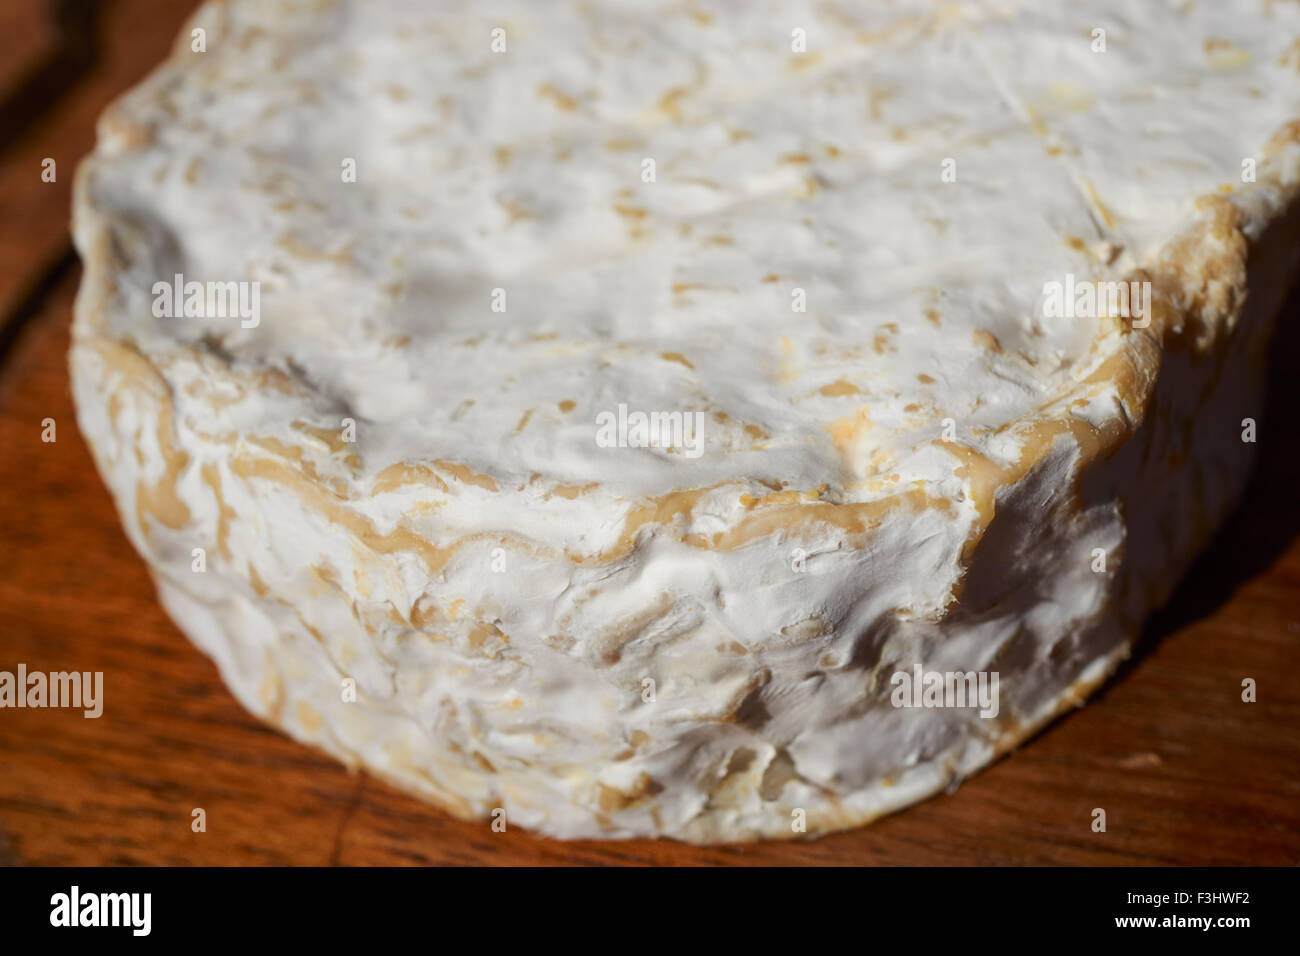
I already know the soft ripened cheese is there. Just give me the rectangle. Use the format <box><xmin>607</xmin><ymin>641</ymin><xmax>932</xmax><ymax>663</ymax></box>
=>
<box><xmin>72</xmin><ymin>0</ymin><xmax>1300</xmax><ymax>841</ymax></box>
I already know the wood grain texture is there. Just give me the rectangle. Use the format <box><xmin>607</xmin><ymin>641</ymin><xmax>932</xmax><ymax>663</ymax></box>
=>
<box><xmin>0</xmin><ymin>0</ymin><xmax>1297</xmax><ymax>867</ymax></box>
<box><xmin>0</xmin><ymin>3</ymin><xmax>57</xmax><ymax>103</ymax></box>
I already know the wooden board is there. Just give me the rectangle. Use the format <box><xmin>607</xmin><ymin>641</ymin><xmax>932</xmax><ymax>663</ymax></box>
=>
<box><xmin>0</xmin><ymin>0</ymin><xmax>1298</xmax><ymax>866</ymax></box>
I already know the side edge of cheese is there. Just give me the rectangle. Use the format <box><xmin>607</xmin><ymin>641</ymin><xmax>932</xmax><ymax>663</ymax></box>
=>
<box><xmin>70</xmin><ymin>0</ymin><xmax>1300</xmax><ymax>841</ymax></box>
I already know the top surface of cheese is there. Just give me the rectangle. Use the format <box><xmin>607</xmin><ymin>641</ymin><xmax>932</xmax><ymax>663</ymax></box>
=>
<box><xmin>85</xmin><ymin>0</ymin><xmax>1300</xmax><ymax>537</ymax></box>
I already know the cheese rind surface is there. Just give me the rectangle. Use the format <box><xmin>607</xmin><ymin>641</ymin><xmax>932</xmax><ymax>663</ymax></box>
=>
<box><xmin>72</xmin><ymin>0</ymin><xmax>1300</xmax><ymax>840</ymax></box>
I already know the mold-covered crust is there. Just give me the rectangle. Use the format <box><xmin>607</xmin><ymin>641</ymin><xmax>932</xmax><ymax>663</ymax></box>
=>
<box><xmin>72</xmin><ymin>0</ymin><xmax>1300</xmax><ymax>841</ymax></box>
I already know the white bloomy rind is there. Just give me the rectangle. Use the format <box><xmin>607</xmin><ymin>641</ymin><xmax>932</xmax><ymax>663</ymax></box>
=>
<box><xmin>71</xmin><ymin>0</ymin><xmax>1300</xmax><ymax>841</ymax></box>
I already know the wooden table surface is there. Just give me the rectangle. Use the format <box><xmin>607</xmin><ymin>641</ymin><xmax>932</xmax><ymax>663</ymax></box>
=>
<box><xmin>1</xmin><ymin>0</ymin><xmax>1298</xmax><ymax>867</ymax></box>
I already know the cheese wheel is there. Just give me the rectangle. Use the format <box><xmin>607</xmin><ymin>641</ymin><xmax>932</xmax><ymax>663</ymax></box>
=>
<box><xmin>71</xmin><ymin>0</ymin><xmax>1300</xmax><ymax>841</ymax></box>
